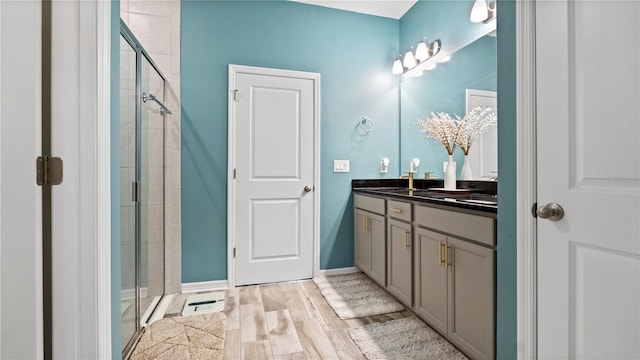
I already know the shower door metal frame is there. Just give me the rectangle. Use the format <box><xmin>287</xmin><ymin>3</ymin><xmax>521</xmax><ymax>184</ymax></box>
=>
<box><xmin>120</xmin><ymin>20</ymin><xmax>168</xmax><ymax>358</ymax></box>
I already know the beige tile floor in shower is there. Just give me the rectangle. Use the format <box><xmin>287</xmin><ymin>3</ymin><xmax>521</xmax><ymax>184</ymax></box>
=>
<box><xmin>164</xmin><ymin>280</ymin><xmax>413</xmax><ymax>359</ymax></box>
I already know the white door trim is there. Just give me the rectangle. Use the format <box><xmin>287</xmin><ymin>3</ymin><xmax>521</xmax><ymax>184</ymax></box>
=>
<box><xmin>50</xmin><ymin>1</ymin><xmax>111</xmax><ymax>358</ymax></box>
<box><xmin>516</xmin><ymin>1</ymin><xmax>537</xmax><ymax>359</ymax></box>
<box><xmin>227</xmin><ymin>64</ymin><xmax>321</xmax><ymax>288</ymax></box>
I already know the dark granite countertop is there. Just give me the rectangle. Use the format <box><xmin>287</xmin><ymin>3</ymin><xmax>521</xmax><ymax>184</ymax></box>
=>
<box><xmin>352</xmin><ymin>179</ymin><xmax>497</xmax><ymax>214</ymax></box>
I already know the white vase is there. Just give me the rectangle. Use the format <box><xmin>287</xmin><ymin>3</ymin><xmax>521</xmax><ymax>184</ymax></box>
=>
<box><xmin>444</xmin><ymin>154</ymin><xmax>456</xmax><ymax>190</ymax></box>
<box><xmin>460</xmin><ymin>154</ymin><xmax>473</xmax><ymax>180</ymax></box>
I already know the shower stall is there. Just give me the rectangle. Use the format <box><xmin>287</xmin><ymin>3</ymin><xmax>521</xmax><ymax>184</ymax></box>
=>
<box><xmin>120</xmin><ymin>21</ymin><xmax>171</xmax><ymax>357</ymax></box>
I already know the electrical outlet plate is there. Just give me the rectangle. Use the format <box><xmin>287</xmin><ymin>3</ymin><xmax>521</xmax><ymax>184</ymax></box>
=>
<box><xmin>334</xmin><ymin>160</ymin><xmax>350</xmax><ymax>173</ymax></box>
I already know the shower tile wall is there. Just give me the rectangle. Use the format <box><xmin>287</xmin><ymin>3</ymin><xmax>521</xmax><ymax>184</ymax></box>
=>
<box><xmin>122</xmin><ymin>0</ymin><xmax>182</xmax><ymax>294</ymax></box>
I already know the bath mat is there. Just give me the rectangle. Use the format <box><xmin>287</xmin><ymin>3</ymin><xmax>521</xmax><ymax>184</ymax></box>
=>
<box><xmin>348</xmin><ymin>317</ymin><xmax>468</xmax><ymax>360</ymax></box>
<box><xmin>131</xmin><ymin>312</ymin><xmax>226</xmax><ymax>360</ymax></box>
<box><xmin>182</xmin><ymin>292</ymin><xmax>225</xmax><ymax>316</ymax></box>
<box><xmin>312</xmin><ymin>272</ymin><xmax>404</xmax><ymax>319</ymax></box>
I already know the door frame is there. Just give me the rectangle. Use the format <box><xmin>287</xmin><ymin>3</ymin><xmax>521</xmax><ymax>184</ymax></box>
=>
<box><xmin>227</xmin><ymin>65</ymin><xmax>321</xmax><ymax>288</ymax></box>
<box><xmin>515</xmin><ymin>0</ymin><xmax>537</xmax><ymax>359</ymax></box>
<box><xmin>49</xmin><ymin>0</ymin><xmax>112</xmax><ymax>358</ymax></box>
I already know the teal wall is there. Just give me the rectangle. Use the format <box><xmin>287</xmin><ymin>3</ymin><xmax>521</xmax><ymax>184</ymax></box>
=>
<box><xmin>180</xmin><ymin>1</ymin><xmax>400</xmax><ymax>282</ymax></box>
<box><xmin>496</xmin><ymin>0</ymin><xmax>517</xmax><ymax>358</ymax></box>
<box><xmin>110</xmin><ymin>0</ymin><xmax>122</xmax><ymax>358</ymax></box>
<box><xmin>400</xmin><ymin>35</ymin><xmax>496</xmax><ymax>176</ymax></box>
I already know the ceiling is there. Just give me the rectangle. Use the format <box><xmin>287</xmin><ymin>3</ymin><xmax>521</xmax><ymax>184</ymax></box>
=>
<box><xmin>290</xmin><ymin>0</ymin><xmax>418</xmax><ymax>19</ymax></box>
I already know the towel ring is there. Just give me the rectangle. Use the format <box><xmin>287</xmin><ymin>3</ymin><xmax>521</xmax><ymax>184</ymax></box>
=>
<box><xmin>359</xmin><ymin>117</ymin><xmax>375</xmax><ymax>132</ymax></box>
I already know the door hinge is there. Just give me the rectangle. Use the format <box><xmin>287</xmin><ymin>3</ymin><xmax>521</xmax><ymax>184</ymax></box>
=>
<box><xmin>36</xmin><ymin>156</ymin><xmax>63</xmax><ymax>186</ymax></box>
<box><xmin>233</xmin><ymin>247</ymin><xmax>236</xmax><ymax>258</ymax></box>
<box><xmin>232</xmin><ymin>90</ymin><xmax>238</xmax><ymax>101</ymax></box>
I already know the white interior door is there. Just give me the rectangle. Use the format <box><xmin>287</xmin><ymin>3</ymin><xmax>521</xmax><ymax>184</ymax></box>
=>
<box><xmin>466</xmin><ymin>89</ymin><xmax>497</xmax><ymax>179</ymax></box>
<box><xmin>536</xmin><ymin>1</ymin><xmax>640</xmax><ymax>358</ymax></box>
<box><xmin>0</xmin><ymin>1</ymin><xmax>44</xmax><ymax>358</ymax></box>
<box><xmin>230</xmin><ymin>66</ymin><xmax>318</xmax><ymax>286</ymax></box>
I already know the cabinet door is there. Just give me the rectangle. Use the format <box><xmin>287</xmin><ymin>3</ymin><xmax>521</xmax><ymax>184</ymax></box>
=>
<box><xmin>369</xmin><ymin>212</ymin><xmax>386</xmax><ymax>286</ymax></box>
<box><xmin>354</xmin><ymin>209</ymin><xmax>372</xmax><ymax>273</ymax></box>
<box><xmin>447</xmin><ymin>237</ymin><xmax>495</xmax><ymax>360</ymax></box>
<box><xmin>414</xmin><ymin>228</ymin><xmax>448</xmax><ymax>334</ymax></box>
<box><xmin>387</xmin><ymin>219</ymin><xmax>413</xmax><ymax>305</ymax></box>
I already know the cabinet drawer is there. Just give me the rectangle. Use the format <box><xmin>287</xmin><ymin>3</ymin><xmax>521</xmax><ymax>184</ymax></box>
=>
<box><xmin>415</xmin><ymin>205</ymin><xmax>495</xmax><ymax>246</ymax></box>
<box><xmin>354</xmin><ymin>194</ymin><xmax>385</xmax><ymax>214</ymax></box>
<box><xmin>387</xmin><ymin>200</ymin><xmax>411</xmax><ymax>222</ymax></box>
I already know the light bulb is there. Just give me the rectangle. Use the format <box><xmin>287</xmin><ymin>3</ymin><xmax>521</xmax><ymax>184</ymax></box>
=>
<box><xmin>470</xmin><ymin>0</ymin><xmax>489</xmax><ymax>23</ymax></box>
<box><xmin>392</xmin><ymin>56</ymin><xmax>403</xmax><ymax>75</ymax></box>
<box><xmin>403</xmin><ymin>47</ymin><xmax>417</xmax><ymax>68</ymax></box>
<box><xmin>415</xmin><ymin>38</ymin><xmax>429</xmax><ymax>61</ymax></box>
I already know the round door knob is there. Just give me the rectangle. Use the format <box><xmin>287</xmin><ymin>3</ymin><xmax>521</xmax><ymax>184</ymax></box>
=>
<box><xmin>304</xmin><ymin>186</ymin><xmax>312</xmax><ymax>193</ymax></box>
<box><xmin>537</xmin><ymin>203</ymin><xmax>564</xmax><ymax>221</ymax></box>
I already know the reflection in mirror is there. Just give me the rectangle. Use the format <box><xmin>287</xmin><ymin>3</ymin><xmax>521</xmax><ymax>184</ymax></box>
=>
<box><xmin>400</xmin><ymin>34</ymin><xmax>497</xmax><ymax>179</ymax></box>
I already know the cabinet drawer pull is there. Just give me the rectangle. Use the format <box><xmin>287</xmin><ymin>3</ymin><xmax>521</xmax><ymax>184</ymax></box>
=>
<box><xmin>404</xmin><ymin>230</ymin><xmax>410</xmax><ymax>250</ymax></box>
<box><xmin>390</xmin><ymin>208</ymin><xmax>404</xmax><ymax>214</ymax></box>
<box><xmin>439</xmin><ymin>242</ymin><xmax>446</xmax><ymax>267</ymax></box>
<box><xmin>446</xmin><ymin>245</ymin><xmax>452</xmax><ymax>268</ymax></box>
<box><xmin>364</xmin><ymin>215</ymin><xmax>368</xmax><ymax>232</ymax></box>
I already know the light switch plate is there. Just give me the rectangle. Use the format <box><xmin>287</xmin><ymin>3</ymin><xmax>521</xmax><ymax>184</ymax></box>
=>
<box><xmin>334</xmin><ymin>160</ymin><xmax>350</xmax><ymax>173</ymax></box>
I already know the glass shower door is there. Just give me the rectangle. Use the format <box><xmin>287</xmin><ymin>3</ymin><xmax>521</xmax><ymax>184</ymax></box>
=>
<box><xmin>119</xmin><ymin>35</ymin><xmax>138</xmax><ymax>352</ymax></box>
<box><xmin>120</xmin><ymin>23</ymin><xmax>167</xmax><ymax>357</ymax></box>
<box><xmin>138</xmin><ymin>54</ymin><xmax>165</xmax><ymax>320</ymax></box>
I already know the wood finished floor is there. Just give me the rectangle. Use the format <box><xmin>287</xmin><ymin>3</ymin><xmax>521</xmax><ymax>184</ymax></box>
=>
<box><xmin>164</xmin><ymin>280</ymin><xmax>413</xmax><ymax>359</ymax></box>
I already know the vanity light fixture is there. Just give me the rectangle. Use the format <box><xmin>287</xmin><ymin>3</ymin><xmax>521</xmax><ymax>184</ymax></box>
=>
<box><xmin>470</xmin><ymin>0</ymin><xmax>496</xmax><ymax>23</ymax></box>
<box><xmin>392</xmin><ymin>38</ymin><xmax>442</xmax><ymax>76</ymax></box>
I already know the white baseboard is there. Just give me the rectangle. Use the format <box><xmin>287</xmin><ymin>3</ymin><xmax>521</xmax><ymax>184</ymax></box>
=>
<box><xmin>316</xmin><ymin>267</ymin><xmax>360</xmax><ymax>277</ymax></box>
<box><xmin>181</xmin><ymin>280</ymin><xmax>229</xmax><ymax>294</ymax></box>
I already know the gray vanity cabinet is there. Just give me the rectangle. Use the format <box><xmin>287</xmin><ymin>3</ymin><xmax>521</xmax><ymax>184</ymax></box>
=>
<box><xmin>447</xmin><ymin>236</ymin><xmax>494</xmax><ymax>360</ymax></box>
<box><xmin>413</xmin><ymin>228</ymin><xmax>448</xmax><ymax>334</ymax></box>
<box><xmin>386</xmin><ymin>200</ymin><xmax>413</xmax><ymax>306</ymax></box>
<box><xmin>414</xmin><ymin>205</ymin><xmax>495</xmax><ymax>360</ymax></box>
<box><xmin>354</xmin><ymin>194</ymin><xmax>386</xmax><ymax>287</ymax></box>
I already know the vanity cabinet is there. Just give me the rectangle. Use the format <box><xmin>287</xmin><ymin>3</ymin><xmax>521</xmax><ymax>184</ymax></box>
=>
<box><xmin>386</xmin><ymin>199</ymin><xmax>413</xmax><ymax>305</ymax></box>
<box><xmin>387</xmin><ymin>218</ymin><xmax>413</xmax><ymax>305</ymax></box>
<box><xmin>354</xmin><ymin>194</ymin><xmax>386</xmax><ymax>286</ymax></box>
<box><xmin>414</xmin><ymin>205</ymin><xmax>495</xmax><ymax>360</ymax></box>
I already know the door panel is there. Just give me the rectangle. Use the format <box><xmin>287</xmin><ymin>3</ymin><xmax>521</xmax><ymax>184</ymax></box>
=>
<box><xmin>251</xmin><ymin>199</ymin><xmax>300</xmax><ymax>260</ymax></box>
<box><xmin>536</xmin><ymin>1</ymin><xmax>640</xmax><ymax>357</ymax></box>
<box><xmin>447</xmin><ymin>237</ymin><xmax>494</xmax><ymax>360</ymax></box>
<box><xmin>414</xmin><ymin>228</ymin><xmax>448</xmax><ymax>334</ymax></box>
<box><xmin>387</xmin><ymin>219</ymin><xmax>412</xmax><ymax>305</ymax></box>
<box><xmin>233</xmin><ymin>68</ymin><xmax>317</xmax><ymax>286</ymax></box>
<box><xmin>119</xmin><ymin>35</ymin><xmax>138</xmax><ymax>350</ymax></box>
<box><xmin>0</xmin><ymin>1</ymin><xmax>43</xmax><ymax>357</ymax></box>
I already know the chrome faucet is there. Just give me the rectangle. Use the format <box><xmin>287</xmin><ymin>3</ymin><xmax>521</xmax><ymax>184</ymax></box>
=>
<box><xmin>402</xmin><ymin>172</ymin><xmax>415</xmax><ymax>191</ymax></box>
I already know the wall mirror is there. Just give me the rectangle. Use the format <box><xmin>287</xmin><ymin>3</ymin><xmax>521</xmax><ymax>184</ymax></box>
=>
<box><xmin>399</xmin><ymin>33</ymin><xmax>497</xmax><ymax>180</ymax></box>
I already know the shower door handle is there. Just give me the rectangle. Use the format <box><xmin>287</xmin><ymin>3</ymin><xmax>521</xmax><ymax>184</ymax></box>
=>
<box><xmin>132</xmin><ymin>181</ymin><xmax>139</xmax><ymax>202</ymax></box>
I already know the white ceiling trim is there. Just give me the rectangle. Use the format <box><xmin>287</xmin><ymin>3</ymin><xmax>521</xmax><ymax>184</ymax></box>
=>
<box><xmin>290</xmin><ymin>0</ymin><xmax>417</xmax><ymax>19</ymax></box>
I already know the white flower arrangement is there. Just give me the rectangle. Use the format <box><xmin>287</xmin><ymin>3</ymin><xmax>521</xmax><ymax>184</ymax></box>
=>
<box><xmin>416</xmin><ymin>105</ymin><xmax>497</xmax><ymax>156</ymax></box>
<box><xmin>455</xmin><ymin>106</ymin><xmax>497</xmax><ymax>155</ymax></box>
<box><xmin>416</xmin><ymin>112</ymin><xmax>461</xmax><ymax>155</ymax></box>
